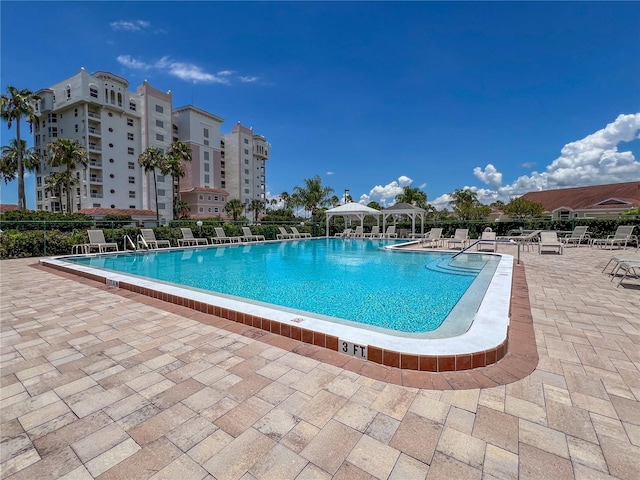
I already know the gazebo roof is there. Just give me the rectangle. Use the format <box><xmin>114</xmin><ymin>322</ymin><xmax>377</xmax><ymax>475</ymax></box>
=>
<box><xmin>325</xmin><ymin>202</ymin><xmax>381</xmax><ymax>215</ymax></box>
<box><xmin>381</xmin><ymin>202</ymin><xmax>426</xmax><ymax>215</ymax></box>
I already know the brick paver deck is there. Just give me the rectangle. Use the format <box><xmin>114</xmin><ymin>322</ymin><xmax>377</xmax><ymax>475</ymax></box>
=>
<box><xmin>1</xmin><ymin>244</ymin><xmax>639</xmax><ymax>479</ymax></box>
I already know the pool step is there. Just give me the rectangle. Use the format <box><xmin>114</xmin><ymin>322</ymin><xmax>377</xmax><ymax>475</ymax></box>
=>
<box><xmin>424</xmin><ymin>256</ymin><xmax>484</xmax><ymax>277</ymax></box>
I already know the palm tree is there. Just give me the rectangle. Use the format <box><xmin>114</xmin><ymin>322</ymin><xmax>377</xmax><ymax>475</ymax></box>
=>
<box><xmin>292</xmin><ymin>175</ymin><xmax>335</xmax><ymax>221</ymax></box>
<box><xmin>247</xmin><ymin>199</ymin><xmax>265</xmax><ymax>222</ymax></box>
<box><xmin>279</xmin><ymin>191</ymin><xmax>291</xmax><ymax>210</ymax></box>
<box><xmin>47</xmin><ymin>138</ymin><xmax>88</xmax><ymax>213</ymax></box>
<box><xmin>176</xmin><ymin>200</ymin><xmax>191</xmax><ymax>219</ymax></box>
<box><xmin>1</xmin><ymin>139</ymin><xmax>40</xmax><ymax>186</ymax></box>
<box><xmin>1</xmin><ymin>86</ymin><xmax>40</xmax><ymax>210</ymax></box>
<box><xmin>224</xmin><ymin>198</ymin><xmax>244</xmax><ymax>221</ymax></box>
<box><xmin>44</xmin><ymin>171</ymin><xmax>77</xmax><ymax>211</ymax></box>
<box><xmin>395</xmin><ymin>186</ymin><xmax>427</xmax><ymax>209</ymax></box>
<box><xmin>163</xmin><ymin>140</ymin><xmax>192</xmax><ymax>219</ymax></box>
<box><xmin>138</xmin><ymin>147</ymin><xmax>165</xmax><ymax>224</ymax></box>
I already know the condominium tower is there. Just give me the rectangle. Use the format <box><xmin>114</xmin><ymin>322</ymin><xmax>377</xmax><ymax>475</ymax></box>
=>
<box><xmin>33</xmin><ymin>68</ymin><xmax>269</xmax><ymax>222</ymax></box>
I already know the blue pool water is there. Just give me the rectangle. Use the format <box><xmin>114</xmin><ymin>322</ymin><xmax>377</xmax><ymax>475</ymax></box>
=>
<box><xmin>66</xmin><ymin>238</ymin><xmax>499</xmax><ymax>333</ymax></box>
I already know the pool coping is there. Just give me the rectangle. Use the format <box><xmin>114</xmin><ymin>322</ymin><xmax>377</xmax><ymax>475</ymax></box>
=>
<box><xmin>39</xmin><ymin>245</ymin><xmax>529</xmax><ymax>375</ymax></box>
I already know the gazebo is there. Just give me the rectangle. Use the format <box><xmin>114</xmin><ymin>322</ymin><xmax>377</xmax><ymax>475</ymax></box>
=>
<box><xmin>381</xmin><ymin>202</ymin><xmax>426</xmax><ymax>237</ymax></box>
<box><xmin>324</xmin><ymin>202</ymin><xmax>381</xmax><ymax>237</ymax></box>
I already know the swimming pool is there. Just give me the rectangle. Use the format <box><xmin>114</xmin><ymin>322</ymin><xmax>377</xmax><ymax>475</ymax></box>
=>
<box><xmin>64</xmin><ymin>238</ymin><xmax>497</xmax><ymax>335</ymax></box>
<box><xmin>42</xmin><ymin>238</ymin><xmax>513</xmax><ymax>371</ymax></box>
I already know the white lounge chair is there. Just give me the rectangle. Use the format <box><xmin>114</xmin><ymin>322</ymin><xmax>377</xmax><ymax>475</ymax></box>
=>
<box><xmin>420</xmin><ymin>228</ymin><xmax>443</xmax><ymax>248</ymax></box>
<box><xmin>610</xmin><ymin>261</ymin><xmax>640</xmax><ymax>287</ymax></box>
<box><xmin>591</xmin><ymin>225</ymin><xmax>636</xmax><ymax>250</ymax></box>
<box><xmin>538</xmin><ymin>231</ymin><xmax>563</xmax><ymax>255</ymax></box>
<box><xmin>277</xmin><ymin>227</ymin><xmax>297</xmax><ymax>240</ymax></box>
<box><xmin>602</xmin><ymin>255</ymin><xmax>640</xmax><ymax>273</ymax></box>
<box><xmin>241</xmin><ymin>227</ymin><xmax>265</xmax><ymax>242</ymax></box>
<box><xmin>501</xmin><ymin>229</ymin><xmax>542</xmax><ymax>251</ymax></box>
<box><xmin>447</xmin><ymin>229</ymin><xmax>469</xmax><ymax>250</ymax></box>
<box><xmin>382</xmin><ymin>226</ymin><xmax>397</xmax><ymax>238</ymax></box>
<box><xmin>334</xmin><ymin>228</ymin><xmax>353</xmax><ymax>238</ymax></box>
<box><xmin>290</xmin><ymin>226</ymin><xmax>311</xmax><ymax>238</ymax></box>
<box><xmin>139</xmin><ymin>229</ymin><xmax>171</xmax><ymax>249</ymax></box>
<box><xmin>211</xmin><ymin>227</ymin><xmax>241</xmax><ymax>244</ymax></box>
<box><xmin>561</xmin><ymin>226</ymin><xmax>590</xmax><ymax>247</ymax></box>
<box><xmin>178</xmin><ymin>228</ymin><xmax>208</xmax><ymax>247</ymax></box>
<box><xmin>364</xmin><ymin>226</ymin><xmax>381</xmax><ymax>238</ymax></box>
<box><xmin>352</xmin><ymin>226</ymin><xmax>365</xmax><ymax>238</ymax></box>
<box><xmin>476</xmin><ymin>231</ymin><xmax>497</xmax><ymax>252</ymax></box>
<box><xmin>86</xmin><ymin>229</ymin><xmax>119</xmax><ymax>253</ymax></box>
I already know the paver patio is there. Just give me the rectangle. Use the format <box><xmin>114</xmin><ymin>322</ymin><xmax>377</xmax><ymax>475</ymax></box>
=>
<box><xmin>1</xmin><ymin>243</ymin><xmax>639</xmax><ymax>479</ymax></box>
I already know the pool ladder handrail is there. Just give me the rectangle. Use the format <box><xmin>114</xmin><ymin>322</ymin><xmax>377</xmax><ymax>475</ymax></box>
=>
<box><xmin>451</xmin><ymin>238</ymin><xmax>520</xmax><ymax>264</ymax></box>
<box><xmin>123</xmin><ymin>234</ymin><xmax>137</xmax><ymax>251</ymax></box>
<box><xmin>136</xmin><ymin>234</ymin><xmax>150</xmax><ymax>250</ymax></box>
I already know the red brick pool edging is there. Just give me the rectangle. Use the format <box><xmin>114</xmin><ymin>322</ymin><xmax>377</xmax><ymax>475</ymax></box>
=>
<box><xmin>38</xmin><ymin>259</ymin><xmax>538</xmax><ymax>389</ymax></box>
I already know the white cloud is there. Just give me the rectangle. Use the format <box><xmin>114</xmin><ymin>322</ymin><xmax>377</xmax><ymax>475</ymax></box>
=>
<box><xmin>359</xmin><ymin>175</ymin><xmax>415</xmax><ymax>206</ymax></box>
<box><xmin>116</xmin><ymin>55</ymin><xmax>257</xmax><ymax>85</ymax></box>
<box><xmin>110</xmin><ymin>20</ymin><xmax>150</xmax><ymax>32</ymax></box>
<box><xmin>467</xmin><ymin>113</ymin><xmax>640</xmax><ymax>204</ymax></box>
<box><xmin>326</xmin><ymin>171</ymin><xmax>334</xmax><ymax>176</ymax></box>
<box><xmin>473</xmin><ymin>163</ymin><xmax>502</xmax><ymax>189</ymax></box>
<box><xmin>239</xmin><ymin>76</ymin><xmax>259</xmax><ymax>83</ymax></box>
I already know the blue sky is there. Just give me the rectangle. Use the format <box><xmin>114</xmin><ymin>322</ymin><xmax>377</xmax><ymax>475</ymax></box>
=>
<box><xmin>2</xmin><ymin>1</ymin><xmax>639</xmax><ymax>210</ymax></box>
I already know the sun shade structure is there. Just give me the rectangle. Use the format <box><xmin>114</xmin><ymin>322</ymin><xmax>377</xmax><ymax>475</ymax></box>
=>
<box><xmin>381</xmin><ymin>202</ymin><xmax>426</xmax><ymax>237</ymax></box>
<box><xmin>324</xmin><ymin>202</ymin><xmax>381</xmax><ymax>237</ymax></box>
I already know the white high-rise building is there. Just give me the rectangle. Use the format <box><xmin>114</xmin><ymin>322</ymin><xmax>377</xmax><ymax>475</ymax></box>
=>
<box><xmin>33</xmin><ymin>68</ymin><xmax>269</xmax><ymax>222</ymax></box>
<box><xmin>222</xmin><ymin>122</ymin><xmax>269</xmax><ymax>215</ymax></box>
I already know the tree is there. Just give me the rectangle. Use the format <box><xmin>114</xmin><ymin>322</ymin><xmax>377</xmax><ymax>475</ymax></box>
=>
<box><xmin>44</xmin><ymin>171</ymin><xmax>77</xmax><ymax>211</ymax></box>
<box><xmin>1</xmin><ymin>139</ymin><xmax>40</xmax><ymax>186</ymax></box>
<box><xmin>395</xmin><ymin>186</ymin><xmax>427</xmax><ymax>209</ymax></box>
<box><xmin>367</xmin><ymin>201</ymin><xmax>383</xmax><ymax>210</ymax></box>
<box><xmin>138</xmin><ymin>147</ymin><xmax>165</xmax><ymax>224</ymax></box>
<box><xmin>47</xmin><ymin>138</ymin><xmax>88</xmax><ymax>213</ymax></box>
<box><xmin>291</xmin><ymin>175</ymin><xmax>335</xmax><ymax>221</ymax></box>
<box><xmin>503</xmin><ymin>196</ymin><xmax>546</xmax><ymax>220</ymax></box>
<box><xmin>448</xmin><ymin>188</ymin><xmax>491</xmax><ymax>220</ymax></box>
<box><xmin>247</xmin><ymin>199</ymin><xmax>265</xmax><ymax>223</ymax></box>
<box><xmin>329</xmin><ymin>195</ymin><xmax>341</xmax><ymax>208</ymax></box>
<box><xmin>224</xmin><ymin>198</ymin><xmax>244</xmax><ymax>221</ymax></box>
<box><xmin>176</xmin><ymin>200</ymin><xmax>191</xmax><ymax>219</ymax></box>
<box><xmin>279</xmin><ymin>191</ymin><xmax>292</xmax><ymax>210</ymax></box>
<box><xmin>163</xmin><ymin>140</ymin><xmax>192</xmax><ymax>219</ymax></box>
<box><xmin>1</xmin><ymin>86</ymin><xmax>40</xmax><ymax>210</ymax></box>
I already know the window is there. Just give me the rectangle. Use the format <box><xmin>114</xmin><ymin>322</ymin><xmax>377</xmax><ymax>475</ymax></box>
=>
<box><xmin>203</xmin><ymin>128</ymin><xmax>209</xmax><ymax>138</ymax></box>
<box><xmin>199</xmin><ymin>195</ymin><xmax>204</xmax><ymax>200</ymax></box>
<box><xmin>214</xmin><ymin>195</ymin><xmax>218</xmax><ymax>201</ymax></box>
<box><xmin>214</xmin><ymin>207</ymin><xmax>219</xmax><ymax>213</ymax></box>
<box><xmin>128</xmin><ymin>176</ymin><xmax>135</xmax><ymax>184</ymax></box>
<box><xmin>208</xmin><ymin>207</ymin><xmax>212</xmax><ymax>212</ymax></box>
<box><xmin>129</xmin><ymin>191</ymin><xmax>136</xmax><ymax>198</ymax></box>
<box><xmin>127</xmin><ymin>133</ymin><xmax>134</xmax><ymax>141</ymax></box>
<box><xmin>75</xmin><ymin>124</ymin><xmax>78</xmax><ymax>133</ymax></box>
<box><xmin>90</xmin><ymin>86</ymin><xmax>98</xmax><ymax>98</ymax></box>
<box><xmin>245</xmin><ymin>189</ymin><xmax>250</xmax><ymax>194</ymax></box>
<box><xmin>66</xmin><ymin>86</ymin><xmax>71</xmax><ymax>99</ymax></box>
<box><xmin>128</xmin><ymin>147</ymin><xmax>134</xmax><ymax>155</ymax></box>
<box><xmin>244</xmin><ymin>159</ymin><xmax>249</xmax><ymax>164</ymax></box>
<box><xmin>108</xmin><ymin>112</ymin><xmax>113</xmax><ymax>117</ymax></box>
<box><xmin>110</xmin><ymin>189</ymin><xmax>115</xmax><ymax>194</ymax></box>
<box><xmin>49</xmin><ymin>127</ymin><xmax>58</xmax><ymax>137</ymax></box>
<box><xmin>109</xmin><ymin>143</ymin><xmax>114</xmax><ymax>148</ymax></box>
<box><xmin>199</xmin><ymin>207</ymin><xmax>204</xmax><ymax>213</ymax></box>
<box><xmin>127</xmin><ymin>118</ymin><xmax>134</xmax><ymax>127</ymax></box>
<box><xmin>155</xmin><ymin>104</ymin><xmax>163</xmax><ymax>113</ymax></box>
<box><xmin>36</xmin><ymin>176</ymin><xmax>42</xmax><ymax>187</ymax></box>
<box><xmin>128</xmin><ymin>162</ymin><xmax>135</xmax><ymax>170</ymax></box>
<box><xmin>244</xmin><ymin>149</ymin><xmax>249</xmax><ymax>155</ymax></box>
<box><xmin>204</xmin><ymin>174</ymin><xmax>210</xmax><ymax>184</ymax></box>
<box><xmin>156</xmin><ymin>133</ymin><xmax>164</xmax><ymax>142</ymax></box>
<box><xmin>207</xmin><ymin>195</ymin><xmax>212</xmax><ymax>201</ymax></box>
<box><xmin>204</xmin><ymin>139</ymin><xmax>209</xmax><ymax>146</ymax></box>
<box><xmin>74</xmin><ymin>108</ymin><xmax>78</xmax><ymax>117</ymax></box>
<box><xmin>48</xmin><ymin>113</ymin><xmax>57</xmax><ymax>123</ymax></box>
<box><xmin>245</xmin><ymin>179</ymin><xmax>249</xmax><ymax>184</ymax></box>
<box><xmin>109</xmin><ymin>158</ymin><xmax>115</xmax><ymax>163</ymax></box>
<box><xmin>129</xmin><ymin>205</ymin><xmax>136</xmax><ymax>209</ymax></box>
<box><xmin>244</xmin><ymin>138</ymin><xmax>249</xmax><ymax>144</ymax></box>
<box><xmin>157</xmin><ymin>175</ymin><xmax>165</xmax><ymax>182</ymax></box>
<box><xmin>204</xmin><ymin>151</ymin><xmax>210</xmax><ymax>161</ymax></box>
<box><xmin>129</xmin><ymin>101</ymin><xmax>136</xmax><ymax>111</ymax></box>
<box><xmin>204</xmin><ymin>163</ymin><xmax>210</xmax><ymax>172</ymax></box>
<box><xmin>118</xmin><ymin>93</ymin><xmax>123</xmax><ymax>107</ymax></box>
<box><xmin>244</xmin><ymin>169</ymin><xmax>249</xmax><ymax>174</ymax></box>
<box><xmin>158</xmin><ymin>189</ymin><xmax>165</xmax><ymax>196</ymax></box>
<box><xmin>158</xmin><ymin>203</ymin><xmax>166</xmax><ymax>210</ymax></box>
<box><xmin>156</xmin><ymin>119</ymin><xmax>163</xmax><ymax>128</ymax></box>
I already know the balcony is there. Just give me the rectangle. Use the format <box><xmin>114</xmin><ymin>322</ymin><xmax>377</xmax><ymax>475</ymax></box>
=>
<box><xmin>90</xmin><ymin>193</ymin><xmax>103</xmax><ymax>199</ymax></box>
<box><xmin>89</xmin><ymin>159</ymin><xmax>102</xmax><ymax>168</ymax></box>
<box><xmin>87</xmin><ymin>127</ymin><xmax>101</xmax><ymax>136</ymax></box>
<box><xmin>88</xmin><ymin>143</ymin><xmax>102</xmax><ymax>152</ymax></box>
<box><xmin>89</xmin><ymin>176</ymin><xmax>103</xmax><ymax>184</ymax></box>
<box><xmin>87</xmin><ymin>111</ymin><xmax>100</xmax><ymax>120</ymax></box>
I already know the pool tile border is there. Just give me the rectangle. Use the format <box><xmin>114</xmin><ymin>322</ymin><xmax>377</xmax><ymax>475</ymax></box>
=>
<box><xmin>38</xmin><ymin>258</ymin><xmax>537</xmax><ymax>387</ymax></box>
